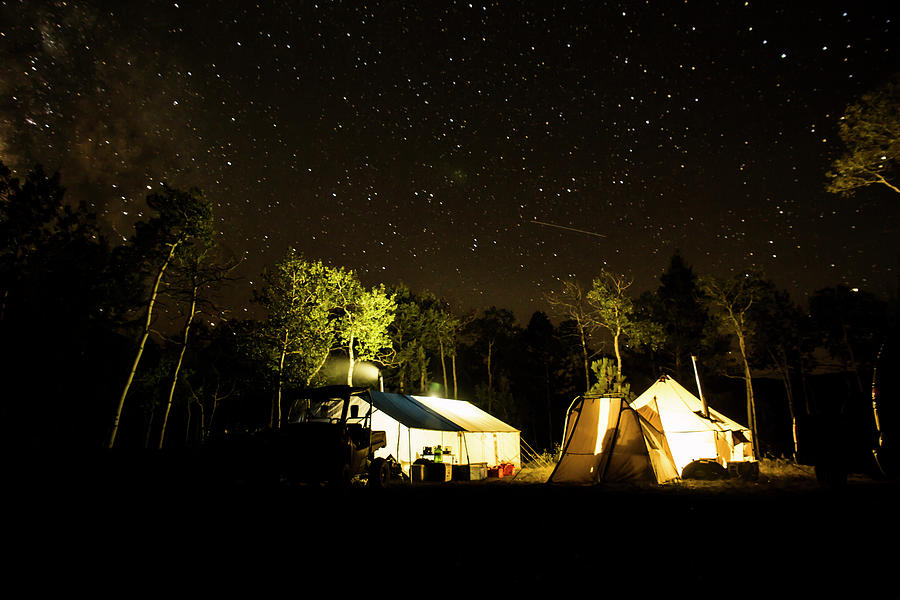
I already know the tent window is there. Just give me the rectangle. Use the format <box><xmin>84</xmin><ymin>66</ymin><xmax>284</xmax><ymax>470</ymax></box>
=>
<box><xmin>732</xmin><ymin>430</ymin><xmax>751</xmax><ymax>444</ymax></box>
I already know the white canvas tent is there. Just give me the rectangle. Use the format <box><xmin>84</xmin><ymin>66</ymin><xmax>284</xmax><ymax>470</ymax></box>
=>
<box><xmin>549</xmin><ymin>375</ymin><xmax>754</xmax><ymax>484</ymax></box>
<box><xmin>631</xmin><ymin>375</ymin><xmax>754</xmax><ymax>475</ymax></box>
<box><xmin>345</xmin><ymin>391</ymin><xmax>521</xmax><ymax>475</ymax></box>
<box><xmin>549</xmin><ymin>394</ymin><xmax>680</xmax><ymax>484</ymax></box>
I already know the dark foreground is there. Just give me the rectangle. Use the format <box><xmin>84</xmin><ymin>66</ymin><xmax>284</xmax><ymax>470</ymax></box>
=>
<box><xmin>8</xmin><ymin>452</ymin><xmax>900</xmax><ymax>594</ymax></box>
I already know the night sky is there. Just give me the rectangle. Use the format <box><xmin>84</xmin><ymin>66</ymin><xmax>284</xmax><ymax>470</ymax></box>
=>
<box><xmin>2</xmin><ymin>1</ymin><xmax>898</xmax><ymax>322</ymax></box>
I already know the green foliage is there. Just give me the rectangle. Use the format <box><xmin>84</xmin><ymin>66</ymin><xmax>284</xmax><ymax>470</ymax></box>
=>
<box><xmin>386</xmin><ymin>283</ymin><xmax>438</xmax><ymax>392</ymax></box>
<box><xmin>587</xmin><ymin>268</ymin><xmax>665</xmax><ymax>375</ymax></box>
<box><xmin>588</xmin><ymin>357</ymin><xmax>632</xmax><ymax>398</ymax></box>
<box><xmin>332</xmin><ymin>274</ymin><xmax>396</xmax><ymax>384</ymax></box>
<box><xmin>826</xmin><ymin>74</ymin><xmax>900</xmax><ymax>196</ymax></box>
<box><xmin>253</xmin><ymin>249</ymin><xmax>342</xmax><ymax>390</ymax></box>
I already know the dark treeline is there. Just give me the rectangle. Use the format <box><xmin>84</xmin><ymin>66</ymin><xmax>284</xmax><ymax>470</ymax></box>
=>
<box><xmin>1</xmin><ymin>161</ymin><xmax>897</xmax><ymax>467</ymax></box>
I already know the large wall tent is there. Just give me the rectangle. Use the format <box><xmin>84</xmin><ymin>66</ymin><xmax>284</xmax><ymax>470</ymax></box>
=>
<box><xmin>550</xmin><ymin>375</ymin><xmax>754</xmax><ymax>485</ymax></box>
<box><xmin>343</xmin><ymin>391</ymin><xmax>521</xmax><ymax>475</ymax></box>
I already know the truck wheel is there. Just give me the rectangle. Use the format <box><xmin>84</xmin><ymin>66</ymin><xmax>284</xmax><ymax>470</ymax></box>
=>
<box><xmin>369</xmin><ymin>458</ymin><xmax>390</xmax><ymax>488</ymax></box>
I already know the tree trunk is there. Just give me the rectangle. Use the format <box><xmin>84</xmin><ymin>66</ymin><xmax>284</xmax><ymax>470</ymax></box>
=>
<box><xmin>418</xmin><ymin>345</ymin><xmax>427</xmax><ymax>393</ymax></box>
<box><xmin>736</xmin><ymin>331</ymin><xmax>759</xmax><ymax>456</ymax></box>
<box><xmin>842</xmin><ymin>322</ymin><xmax>864</xmax><ymax>394</ymax></box>
<box><xmin>579</xmin><ymin>321</ymin><xmax>590</xmax><ymax>393</ymax></box>
<box><xmin>208</xmin><ymin>393</ymin><xmax>221</xmax><ymax>441</ymax></box>
<box><xmin>613</xmin><ymin>327</ymin><xmax>623</xmax><ymax>392</ymax></box>
<box><xmin>192</xmin><ymin>401</ymin><xmax>204</xmax><ymax>447</ymax></box>
<box><xmin>487</xmin><ymin>339</ymin><xmax>494</xmax><ymax>412</ymax></box>
<box><xmin>772</xmin><ymin>348</ymin><xmax>798</xmax><ymax>458</ymax></box>
<box><xmin>799</xmin><ymin>357</ymin><xmax>811</xmax><ymax>416</ymax></box>
<box><xmin>184</xmin><ymin>401</ymin><xmax>192</xmax><ymax>446</ymax></box>
<box><xmin>545</xmin><ymin>362</ymin><xmax>553</xmax><ymax>449</ymax></box>
<box><xmin>273</xmin><ymin>330</ymin><xmax>289</xmax><ymax>429</ymax></box>
<box><xmin>439</xmin><ymin>338</ymin><xmax>448</xmax><ymax>397</ymax></box>
<box><xmin>305</xmin><ymin>346</ymin><xmax>332</xmax><ymax>387</ymax></box>
<box><xmin>451</xmin><ymin>352</ymin><xmax>458</xmax><ymax>399</ymax></box>
<box><xmin>158</xmin><ymin>284</ymin><xmax>198</xmax><ymax>449</ymax></box>
<box><xmin>347</xmin><ymin>332</ymin><xmax>356</xmax><ymax>385</ymax></box>
<box><xmin>108</xmin><ymin>241</ymin><xmax>179</xmax><ymax>448</ymax></box>
<box><xmin>143</xmin><ymin>410</ymin><xmax>155</xmax><ymax>449</ymax></box>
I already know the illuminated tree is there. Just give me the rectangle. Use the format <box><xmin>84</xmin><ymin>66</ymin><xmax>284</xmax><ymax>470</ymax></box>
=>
<box><xmin>587</xmin><ymin>269</ymin><xmax>664</xmax><ymax>386</ymax></box>
<box><xmin>827</xmin><ymin>75</ymin><xmax>900</xmax><ymax>196</ymax></box>
<box><xmin>332</xmin><ymin>275</ymin><xmax>396</xmax><ymax>387</ymax></box>
<box><xmin>254</xmin><ymin>250</ymin><xmax>342</xmax><ymax>428</ymax></box>
<box><xmin>588</xmin><ymin>357</ymin><xmax>631</xmax><ymax>399</ymax></box>
<box><xmin>108</xmin><ymin>185</ymin><xmax>214</xmax><ymax>448</ymax></box>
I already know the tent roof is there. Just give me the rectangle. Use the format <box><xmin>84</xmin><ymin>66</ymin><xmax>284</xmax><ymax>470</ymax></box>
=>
<box><xmin>630</xmin><ymin>375</ymin><xmax>749</xmax><ymax>433</ymax></box>
<box><xmin>414</xmin><ymin>396</ymin><xmax>519</xmax><ymax>433</ymax></box>
<box><xmin>366</xmin><ymin>391</ymin><xmax>519</xmax><ymax>433</ymax></box>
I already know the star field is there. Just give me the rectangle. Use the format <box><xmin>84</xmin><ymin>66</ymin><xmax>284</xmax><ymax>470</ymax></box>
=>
<box><xmin>1</xmin><ymin>1</ymin><xmax>897</xmax><ymax>321</ymax></box>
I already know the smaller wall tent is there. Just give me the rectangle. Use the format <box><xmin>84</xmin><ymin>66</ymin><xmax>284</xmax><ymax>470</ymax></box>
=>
<box><xmin>549</xmin><ymin>375</ymin><xmax>755</xmax><ymax>485</ymax></box>
<box><xmin>549</xmin><ymin>395</ymin><xmax>680</xmax><ymax>484</ymax></box>
<box><xmin>345</xmin><ymin>391</ymin><xmax>521</xmax><ymax>475</ymax></box>
<box><xmin>631</xmin><ymin>375</ymin><xmax>755</xmax><ymax>476</ymax></box>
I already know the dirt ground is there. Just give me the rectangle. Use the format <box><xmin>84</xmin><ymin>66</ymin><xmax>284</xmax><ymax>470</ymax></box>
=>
<box><xmin>10</xmin><ymin>456</ymin><xmax>900</xmax><ymax>593</ymax></box>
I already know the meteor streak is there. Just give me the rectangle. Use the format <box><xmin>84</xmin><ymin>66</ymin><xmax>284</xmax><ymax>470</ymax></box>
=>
<box><xmin>529</xmin><ymin>219</ymin><xmax>607</xmax><ymax>238</ymax></box>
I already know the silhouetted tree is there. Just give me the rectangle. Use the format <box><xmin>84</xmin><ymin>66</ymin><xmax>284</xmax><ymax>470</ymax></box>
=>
<box><xmin>156</xmin><ymin>240</ymin><xmax>239</xmax><ymax>448</ymax></box>
<box><xmin>517</xmin><ymin>311</ymin><xmax>567</xmax><ymax>449</ymax></box>
<box><xmin>827</xmin><ymin>73</ymin><xmax>900</xmax><ymax>196</ymax></box>
<box><xmin>546</xmin><ymin>278</ymin><xmax>600</xmax><ymax>392</ymax></box>
<box><xmin>386</xmin><ymin>284</ymin><xmax>439</xmax><ymax>393</ymax></box>
<box><xmin>701</xmin><ymin>270</ymin><xmax>766</xmax><ymax>453</ymax></box>
<box><xmin>108</xmin><ymin>185</ymin><xmax>214</xmax><ymax>448</ymax></box>
<box><xmin>0</xmin><ymin>162</ymin><xmax>116</xmax><ymax>449</ymax></box>
<box><xmin>652</xmin><ymin>252</ymin><xmax>710</xmax><ymax>382</ymax></box>
<box><xmin>809</xmin><ymin>285</ymin><xmax>887</xmax><ymax>394</ymax></box>
<box><xmin>466</xmin><ymin>307</ymin><xmax>519</xmax><ymax>417</ymax></box>
<box><xmin>750</xmin><ymin>279</ymin><xmax>818</xmax><ymax>457</ymax></box>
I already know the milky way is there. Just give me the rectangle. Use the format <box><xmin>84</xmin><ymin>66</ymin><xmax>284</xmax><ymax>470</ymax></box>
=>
<box><xmin>2</xmin><ymin>1</ymin><xmax>897</xmax><ymax>321</ymax></box>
